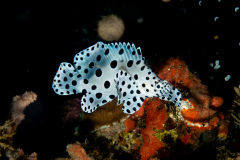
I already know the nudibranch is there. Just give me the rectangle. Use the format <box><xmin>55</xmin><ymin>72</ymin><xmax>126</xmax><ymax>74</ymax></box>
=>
<box><xmin>52</xmin><ymin>42</ymin><xmax>182</xmax><ymax>114</ymax></box>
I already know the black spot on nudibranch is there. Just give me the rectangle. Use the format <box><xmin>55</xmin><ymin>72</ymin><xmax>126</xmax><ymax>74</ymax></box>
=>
<box><xmin>110</xmin><ymin>60</ymin><xmax>117</xmax><ymax>69</ymax></box>
<box><xmin>136</xmin><ymin>60</ymin><xmax>141</xmax><ymax>65</ymax></box>
<box><xmin>83</xmin><ymin>79</ymin><xmax>88</xmax><ymax>84</ymax></box>
<box><xmin>134</xmin><ymin>74</ymin><xmax>138</xmax><ymax>80</ymax></box>
<box><xmin>109</xmin><ymin>95</ymin><xmax>115</xmax><ymax>99</ymax></box>
<box><xmin>127</xmin><ymin>60</ymin><xmax>133</xmax><ymax>67</ymax></box>
<box><xmin>72</xmin><ymin>89</ymin><xmax>77</xmax><ymax>94</ymax></box>
<box><xmin>96</xmin><ymin>55</ymin><xmax>101</xmax><ymax>61</ymax></box>
<box><xmin>95</xmin><ymin>69</ymin><xmax>102</xmax><ymax>77</ymax></box>
<box><xmin>91</xmin><ymin>85</ymin><xmax>97</xmax><ymax>90</ymax></box>
<box><xmin>89</xmin><ymin>97</ymin><xmax>94</xmax><ymax>103</ymax></box>
<box><xmin>119</xmin><ymin>48</ymin><xmax>124</xmax><ymax>55</ymax></box>
<box><xmin>105</xmin><ymin>49</ymin><xmax>109</xmax><ymax>55</ymax></box>
<box><xmin>65</xmin><ymin>84</ymin><xmax>69</xmax><ymax>89</ymax></box>
<box><xmin>96</xmin><ymin>93</ymin><xmax>102</xmax><ymax>99</ymax></box>
<box><xmin>120</xmin><ymin>70</ymin><xmax>123</xmax><ymax>75</ymax></box>
<box><xmin>89</xmin><ymin>62</ymin><xmax>94</xmax><ymax>68</ymax></box>
<box><xmin>133</xmin><ymin>97</ymin><xmax>137</xmax><ymax>102</ymax></box>
<box><xmin>72</xmin><ymin>80</ymin><xmax>77</xmax><ymax>86</ymax></box>
<box><xmin>104</xmin><ymin>81</ymin><xmax>110</xmax><ymax>89</ymax></box>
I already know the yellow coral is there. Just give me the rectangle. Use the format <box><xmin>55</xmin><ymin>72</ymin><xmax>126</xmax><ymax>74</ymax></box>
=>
<box><xmin>0</xmin><ymin>120</ymin><xmax>15</xmax><ymax>157</ymax></box>
<box><xmin>154</xmin><ymin>129</ymin><xmax>178</xmax><ymax>147</ymax></box>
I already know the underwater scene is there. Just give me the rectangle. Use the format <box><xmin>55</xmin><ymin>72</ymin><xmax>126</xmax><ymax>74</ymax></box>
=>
<box><xmin>2</xmin><ymin>0</ymin><xmax>240</xmax><ymax>159</ymax></box>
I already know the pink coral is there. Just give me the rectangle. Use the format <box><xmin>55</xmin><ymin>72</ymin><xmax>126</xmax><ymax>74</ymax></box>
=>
<box><xmin>10</xmin><ymin>91</ymin><xmax>37</xmax><ymax>132</ymax></box>
<box><xmin>66</xmin><ymin>142</ymin><xmax>93</xmax><ymax>160</ymax></box>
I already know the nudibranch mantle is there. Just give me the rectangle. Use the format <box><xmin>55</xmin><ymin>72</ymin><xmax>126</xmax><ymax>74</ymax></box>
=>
<box><xmin>52</xmin><ymin>42</ymin><xmax>182</xmax><ymax>114</ymax></box>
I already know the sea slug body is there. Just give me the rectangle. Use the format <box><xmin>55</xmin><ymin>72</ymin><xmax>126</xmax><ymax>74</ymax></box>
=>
<box><xmin>52</xmin><ymin>42</ymin><xmax>182</xmax><ymax>114</ymax></box>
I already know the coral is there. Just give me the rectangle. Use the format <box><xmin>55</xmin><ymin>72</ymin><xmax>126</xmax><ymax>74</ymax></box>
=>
<box><xmin>0</xmin><ymin>120</ymin><xmax>15</xmax><ymax>157</ymax></box>
<box><xmin>139</xmin><ymin>98</ymin><xmax>168</xmax><ymax>160</ymax></box>
<box><xmin>211</xmin><ymin>96</ymin><xmax>224</xmax><ymax>109</ymax></box>
<box><xmin>154</xmin><ymin>57</ymin><xmax>200</xmax><ymax>89</ymax></box>
<box><xmin>116</xmin><ymin>131</ymin><xmax>142</xmax><ymax>152</ymax></box>
<box><xmin>97</xmin><ymin>15</ymin><xmax>125</xmax><ymax>41</ymax></box>
<box><xmin>120</xmin><ymin>58</ymin><xmax>227</xmax><ymax>159</ymax></box>
<box><xmin>9</xmin><ymin>91</ymin><xmax>37</xmax><ymax>132</ymax></box>
<box><xmin>153</xmin><ymin>129</ymin><xmax>178</xmax><ymax>147</ymax></box>
<box><xmin>0</xmin><ymin>91</ymin><xmax>37</xmax><ymax>159</ymax></box>
<box><xmin>66</xmin><ymin>142</ymin><xmax>93</xmax><ymax>160</ymax></box>
<box><xmin>155</xmin><ymin>58</ymin><xmax>224</xmax><ymax>127</ymax></box>
<box><xmin>124</xmin><ymin>118</ymin><xmax>136</xmax><ymax>133</ymax></box>
<box><xmin>96</xmin><ymin>121</ymin><xmax>126</xmax><ymax>141</ymax></box>
<box><xmin>69</xmin><ymin>58</ymin><xmax>228</xmax><ymax>160</ymax></box>
<box><xmin>56</xmin><ymin>142</ymin><xmax>93</xmax><ymax>160</ymax></box>
<box><xmin>217</xmin><ymin>119</ymin><xmax>229</xmax><ymax>140</ymax></box>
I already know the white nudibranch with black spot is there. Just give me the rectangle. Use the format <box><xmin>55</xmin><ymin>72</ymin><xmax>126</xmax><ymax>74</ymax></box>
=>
<box><xmin>52</xmin><ymin>42</ymin><xmax>182</xmax><ymax>114</ymax></box>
